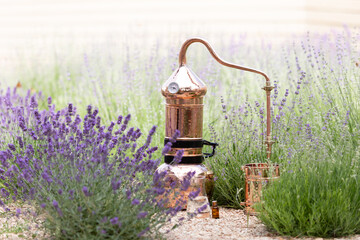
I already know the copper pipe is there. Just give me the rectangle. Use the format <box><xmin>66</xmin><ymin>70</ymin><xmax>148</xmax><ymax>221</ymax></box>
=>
<box><xmin>178</xmin><ymin>37</ymin><xmax>273</xmax><ymax>159</ymax></box>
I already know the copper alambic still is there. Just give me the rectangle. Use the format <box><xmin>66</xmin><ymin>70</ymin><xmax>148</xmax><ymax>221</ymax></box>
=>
<box><xmin>156</xmin><ymin>38</ymin><xmax>274</xmax><ymax>208</ymax></box>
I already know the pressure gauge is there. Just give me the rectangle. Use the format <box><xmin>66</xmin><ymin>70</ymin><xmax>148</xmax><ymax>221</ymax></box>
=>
<box><xmin>168</xmin><ymin>82</ymin><xmax>180</xmax><ymax>94</ymax></box>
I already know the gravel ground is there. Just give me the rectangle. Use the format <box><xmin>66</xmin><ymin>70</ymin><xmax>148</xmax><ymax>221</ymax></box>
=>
<box><xmin>0</xmin><ymin>203</ymin><xmax>49</xmax><ymax>240</ymax></box>
<box><xmin>162</xmin><ymin>207</ymin><xmax>360</xmax><ymax>240</ymax></box>
<box><xmin>1</xmin><ymin>204</ymin><xmax>359</xmax><ymax>240</ymax></box>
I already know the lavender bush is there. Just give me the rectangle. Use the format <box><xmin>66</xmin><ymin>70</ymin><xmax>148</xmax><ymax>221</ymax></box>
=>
<box><xmin>205</xmin><ymin>31</ymin><xmax>360</xmax><ymax>237</ymax></box>
<box><xmin>0</xmin><ymin>91</ymin><xmax>193</xmax><ymax>239</ymax></box>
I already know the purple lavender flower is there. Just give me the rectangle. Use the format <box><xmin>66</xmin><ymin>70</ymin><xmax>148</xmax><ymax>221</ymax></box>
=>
<box><xmin>137</xmin><ymin>227</ymin><xmax>150</xmax><ymax>237</ymax></box>
<box><xmin>131</xmin><ymin>198</ymin><xmax>140</xmax><ymax>205</ymax></box>
<box><xmin>53</xmin><ymin>200</ymin><xmax>59</xmax><ymax>209</ymax></box>
<box><xmin>111</xmin><ymin>178</ymin><xmax>121</xmax><ymax>191</ymax></box>
<box><xmin>188</xmin><ymin>189</ymin><xmax>200</xmax><ymax>200</ymax></box>
<box><xmin>92</xmin><ymin>109</ymin><xmax>98</xmax><ymax>118</ymax></box>
<box><xmin>169</xmin><ymin>130</ymin><xmax>180</xmax><ymax>143</ymax></box>
<box><xmin>196</xmin><ymin>203</ymin><xmax>209</xmax><ymax>214</ymax></box>
<box><xmin>87</xmin><ymin>105</ymin><xmax>92</xmax><ymax>115</ymax></box>
<box><xmin>107</xmin><ymin>122</ymin><xmax>115</xmax><ymax>132</ymax></box>
<box><xmin>30</xmin><ymin>96</ymin><xmax>38</xmax><ymax>108</ymax></box>
<box><xmin>82</xmin><ymin>186</ymin><xmax>91</xmax><ymax>197</ymax></box>
<box><xmin>126</xmin><ymin>189</ymin><xmax>131</xmax><ymax>199</ymax></box>
<box><xmin>67</xmin><ymin>103</ymin><xmax>73</xmax><ymax>114</ymax></box>
<box><xmin>8</xmin><ymin>144</ymin><xmax>16</xmax><ymax>152</ymax></box>
<box><xmin>96</xmin><ymin>116</ymin><xmax>101</xmax><ymax>129</ymax></box>
<box><xmin>110</xmin><ymin>217</ymin><xmax>119</xmax><ymax>225</ymax></box>
<box><xmin>117</xmin><ymin>115</ymin><xmax>123</xmax><ymax>125</ymax></box>
<box><xmin>173</xmin><ymin>150</ymin><xmax>184</xmax><ymax>164</ymax></box>
<box><xmin>180</xmin><ymin>171</ymin><xmax>195</xmax><ymax>191</ymax></box>
<box><xmin>101</xmin><ymin>216</ymin><xmax>108</xmax><ymax>223</ymax></box>
<box><xmin>137</xmin><ymin>211</ymin><xmax>148</xmax><ymax>219</ymax></box>
<box><xmin>152</xmin><ymin>187</ymin><xmax>165</xmax><ymax>195</ymax></box>
<box><xmin>162</xmin><ymin>142</ymin><xmax>172</xmax><ymax>155</ymax></box>
<box><xmin>15</xmin><ymin>208</ymin><xmax>21</xmax><ymax>217</ymax></box>
<box><xmin>68</xmin><ymin>189</ymin><xmax>74</xmax><ymax>197</ymax></box>
<box><xmin>17</xmin><ymin>136</ymin><xmax>24</xmax><ymax>148</ymax></box>
<box><xmin>41</xmin><ymin>171</ymin><xmax>52</xmax><ymax>184</ymax></box>
<box><xmin>123</xmin><ymin>114</ymin><xmax>131</xmax><ymax>125</ymax></box>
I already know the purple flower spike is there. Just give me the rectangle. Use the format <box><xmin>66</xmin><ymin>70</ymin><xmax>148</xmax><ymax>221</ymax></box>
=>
<box><xmin>131</xmin><ymin>199</ymin><xmax>140</xmax><ymax>205</ymax></box>
<box><xmin>162</xmin><ymin>142</ymin><xmax>172</xmax><ymax>155</ymax></box>
<box><xmin>66</xmin><ymin>189</ymin><xmax>73</xmax><ymax>196</ymax></box>
<box><xmin>87</xmin><ymin>105</ymin><xmax>92</xmax><ymax>115</ymax></box>
<box><xmin>173</xmin><ymin>150</ymin><xmax>184</xmax><ymax>164</ymax></box>
<box><xmin>188</xmin><ymin>189</ymin><xmax>200</xmax><ymax>200</ymax></box>
<box><xmin>53</xmin><ymin>200</ymin><xmax>59</xmax><ymax>208</ymax></box>
<box><xmin>137</xmin><ymin>211</ymin><xmax>148</xmax><ymax>219</ymax></box>
<box><xmin>92</xmin><ymin>109</ymin><xmax>98</xmax><ymax>118</ymax></box>
<box><xmin>68</xmin><ymin>103</ymin><xmax>73</xmax><ymax>114</ymax></box>
<box><xmin>169</xmin><ymin>130</ymin><xmax>180</xmax><ymax>143</ymax></box>
<box><xmin>137</xmin><ymin>227</ymin><xmax>150</xmax><ymax>237</ymax></box>
<box><xmin>82</xmin><ymin>186</ymin><xmax>91</xmax><ymax>197</ymax></box>
<box><xmin>8</xmin><ymin>144</ymin><xmax>16</xmax><ymax>152</ymax></box>
<box><xmin>124</xmin><ymin>114</ymin><xmax>131</xmax><ymax>124</ymax></box>
<box><xmin>15</xmin><ymin>208</ymin><xmax>21</xmax><ymax>217</ymax></box>
<box><xmin>117</xmin><ymin>115</ymin><xmax>123</xmax><ymax>124</ymax></box>
<box><xmin>110</xmin><ymin>217</ymin><xmax>119</xmax><ymax>225</ymax></box>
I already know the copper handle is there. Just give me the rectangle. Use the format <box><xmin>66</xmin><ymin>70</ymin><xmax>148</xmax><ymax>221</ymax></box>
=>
<box><xmin>178</xmin><ymin>37</ymin><xmax>274</xmax><ymax>159</ymax></box>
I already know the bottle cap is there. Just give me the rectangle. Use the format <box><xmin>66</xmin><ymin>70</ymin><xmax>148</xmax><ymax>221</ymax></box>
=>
<box><xmin>212</xmin><ymin>200</ymin><xmax>217</xmax><ymax>207</ymax></box>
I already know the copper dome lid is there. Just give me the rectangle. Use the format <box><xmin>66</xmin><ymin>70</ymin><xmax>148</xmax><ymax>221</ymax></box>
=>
<box><xmin>161</xmin><ymin>65</ymin><xmax>207</xmax><ymax>99</ymax></box>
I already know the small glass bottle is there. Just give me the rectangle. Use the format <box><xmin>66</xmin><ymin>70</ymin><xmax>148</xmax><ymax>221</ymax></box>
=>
<box><xmin>211</xmin><ymin>200</ymin><xmax>219</xmax><ymax>219</ymax></box>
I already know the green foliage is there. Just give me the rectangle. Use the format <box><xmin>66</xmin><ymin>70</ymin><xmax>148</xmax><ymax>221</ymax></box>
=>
<box><xmin>257</xmin><ymin>144</ymin><xmax>360</xmax><ymax>238</ymax></box>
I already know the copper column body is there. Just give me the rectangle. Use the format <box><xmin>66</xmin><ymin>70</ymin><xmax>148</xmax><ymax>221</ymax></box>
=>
<box><xmin>162</xmin><ymin>66</ymin><xmax>208</xmax><ymax>163</ymax></box>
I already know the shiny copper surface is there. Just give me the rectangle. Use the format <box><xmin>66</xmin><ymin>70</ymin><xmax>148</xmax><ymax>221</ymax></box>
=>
<box><xmin>241</xmin><ymin>163</ymin><xmax>280</xmax><ymax>215</ymax></box>
<box><xmin>162</xmin><ymin>65</ymin><xmax>207</xmax><ymax>99</ymax></box>
<box><xmin>162</xmin><ymin>65</ymin><xmax>207</xmax><ymax>139</ymax></box>
<box><xmin>167</xmin><ymin>148</ymin><xmax>203</xmax><ymax>156</ymax></box>
<box><xmin>165</xmin><ymin>101</ymin><xmax>203</xmax><ymax>139</ymax></box>
<box><xmin>178</xmin><ymin>37</ymin><xmax>273</xmax><ymax>159</ymax></box>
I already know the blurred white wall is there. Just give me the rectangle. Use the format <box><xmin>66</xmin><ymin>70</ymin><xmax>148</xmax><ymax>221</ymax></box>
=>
<box><xmin>0</xmin><ymin>0</ymin><xmax>359</xmax><ymax>59</ymax></box>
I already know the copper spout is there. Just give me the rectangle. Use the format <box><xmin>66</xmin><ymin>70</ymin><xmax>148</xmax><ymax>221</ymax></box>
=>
<box><xmin>178</xmin><ymin>37</ymin><xmax>274</xmax><ymax>159</ymax></box>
